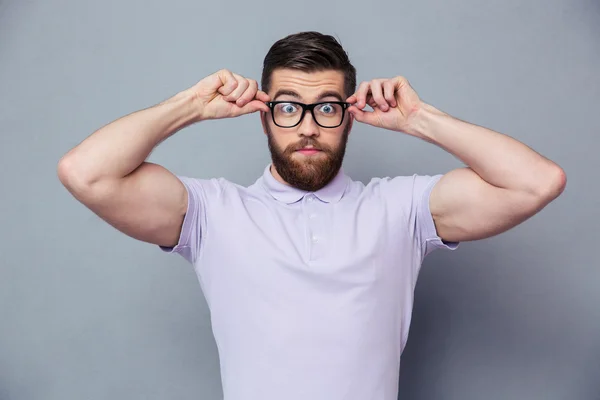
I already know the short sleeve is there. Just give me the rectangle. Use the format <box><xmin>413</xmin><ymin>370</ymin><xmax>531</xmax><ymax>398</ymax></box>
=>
<box><xmin>159</xmin><ymin>176</ymin><xmax>223</xmax><ymax>265</ymax></box>
<box><xmin>383</xmin><ymin>174</ymin><xmax>459</xmax><ymax>262</ymax></box>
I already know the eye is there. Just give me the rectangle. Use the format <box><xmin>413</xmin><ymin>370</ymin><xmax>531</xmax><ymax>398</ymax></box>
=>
<box><xmin>317</xmin><ymin>103</ymin><xmax>336</xmax><ymax>114</ymax></box>
<box><xmin>278</xmin><ymin>103</ymin><xmax>298</xmax><ymax>114</ymax></box>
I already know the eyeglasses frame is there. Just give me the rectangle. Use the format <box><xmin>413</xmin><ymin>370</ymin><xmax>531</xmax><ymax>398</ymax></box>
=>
<box><xmin>265</xmin><ymin>101</ymin><xmax>351</xmax><ymax>128</ymax></box>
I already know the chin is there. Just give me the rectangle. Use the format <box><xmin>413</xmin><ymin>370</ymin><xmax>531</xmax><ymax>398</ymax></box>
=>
<box><xmin>292</xmin><ymin>156</ymin><xmax>327</xmax><ymax>169</ymax></box>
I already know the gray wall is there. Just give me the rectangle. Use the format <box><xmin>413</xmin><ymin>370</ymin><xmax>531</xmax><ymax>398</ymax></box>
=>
<box><xmin>1</xmin><ymin>0</ymin><xmax>598</xmax><ymax>399</ymax></box>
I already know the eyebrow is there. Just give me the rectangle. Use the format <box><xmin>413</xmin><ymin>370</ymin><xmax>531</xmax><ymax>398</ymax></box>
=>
<box><xmin>272</xmin><ymin>89</ymin><xmax>344</xmax><ymax>102</ymax></box>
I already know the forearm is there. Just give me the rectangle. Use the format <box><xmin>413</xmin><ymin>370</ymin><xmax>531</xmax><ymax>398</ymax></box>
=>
<box><xmin>58</xmin><ymin>89</ymin><xmax>200</xmax><ymax>186</ymax></box>
<box><xmin>409</xmin><ymin>103</ymin><xmax>565</xmax><ymax>197</ymax></box>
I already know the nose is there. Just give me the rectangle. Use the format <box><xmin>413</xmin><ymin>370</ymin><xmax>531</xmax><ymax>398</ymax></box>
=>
<box><xmin>298</xmin><ymin>110</ymin><xmax>319</xmax><ymax>137</ymax></box>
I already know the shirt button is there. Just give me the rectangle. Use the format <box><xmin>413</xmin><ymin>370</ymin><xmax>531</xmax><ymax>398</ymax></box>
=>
<box><xmin>309</xmin><ymin>214</ymin><xmax>317</xmax><ymax>220</ymax></box>
<box><xmin>312</xmin><ymin>235</ymin><xmax>319</xmax><ymax>243</ymax></box>
<box><xmin>307</xmin><ymin>196</ymin><xmax>314</xmax><ymax>202</ymax></box>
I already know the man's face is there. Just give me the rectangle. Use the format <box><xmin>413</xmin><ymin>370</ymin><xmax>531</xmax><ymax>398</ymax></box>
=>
<box><xmin>261</xmin><ymin>69</ymin><xmax>353</xmax><ymax>192</ymax></box>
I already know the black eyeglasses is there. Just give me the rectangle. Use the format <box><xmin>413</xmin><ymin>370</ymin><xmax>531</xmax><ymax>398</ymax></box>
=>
<box><xmin>265</xmin><ymin>101</ymin><xmax>351</xmax><ymax>128</ymax></box>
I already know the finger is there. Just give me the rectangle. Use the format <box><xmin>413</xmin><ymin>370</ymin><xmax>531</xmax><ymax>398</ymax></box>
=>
<box><xmin>349</xmin><ymin>106</ymin><xmax>382</xmax><ymax>127</ymax></box>
<box><xmin>347</xmin><ymin>105</ymin><xmax>361</xmax><ymax>118</ymax></box>
<box><xmin>216</xmin><ymin>69</ymin><xmax>238</xmax><ymax>96</ymax></box>
<box><xmin>383</xmin><ymin>80</ymin><xmax>397</xmax><ymax>108</ymax></box>
<box><xmin>223</xmin><ymin>74</ymin><xmax>249</xmax><ymax>102</ymax></box>
<box><xmin>348</xmin><ymin>105</ymin><xmax>381</xmax><ymax>127</ymax></box>
<box><xmin>255</xmin><ymin>90</ymin><xmax>270</xmax><ymax>102</ymax></box>
<box><xmin>236</xmin><ymin>79</ymin><xmax>259</xmax><ymax>107</ymax></box>
<box><xmin>347</xmin><ymin>105</ymin><xmax>361</xmax><ymax>115</ymax></box>
<box><xmin>238</xmin><ymin>99</ymin><xmax>270</xmax><ymax>115</ymax></box>
<box><xmin>367</xmin><ymin>95</ymin><xmax>378</xmax><ymax>110</ymax></box>
<box><xmin>355</xmin><ymin>82</ymin><xmax>370</xmax><ymax>109</ymax></box>
<box><xmin>346</xmin><ymin>94</ymin><xmax>357</xmax><ymax>104</ymax></box>
<box><xmin>370</xmin><ymin>80</ymin><xmax>388</xmax><ymax>111</ymax></box>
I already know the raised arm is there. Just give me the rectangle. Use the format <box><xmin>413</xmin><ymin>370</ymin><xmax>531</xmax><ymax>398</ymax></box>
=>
<box><xmin>57</xmin><ymin>90</ymin><xmax>198</xmax><ymax>247</ymax></box>
<box><xmin>57</xmin><ymin>69</ymin><xmax>270</xmax><ymax>248</ymax></box>
<box><xmin>347</xmin><ymin>76</ymin><xmax>566</xmax><ymax>243</ymax></box>
<box><xmin>416</xmin><ymin>104</ymin><xmax>566</xmax><ymax>242</ymax></box>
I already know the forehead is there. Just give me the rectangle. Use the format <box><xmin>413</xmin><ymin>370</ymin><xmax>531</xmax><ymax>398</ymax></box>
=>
<box><xmin>269</xmin><ymin>68</ymin><xmax>345</xmax><ymax>100</ymax></box>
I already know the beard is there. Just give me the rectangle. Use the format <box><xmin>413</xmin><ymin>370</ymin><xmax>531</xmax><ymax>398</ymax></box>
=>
<box><xmin>266</xmin><ymin>123</ymin><xmax>350</xmax><ymax>192</ymax></box>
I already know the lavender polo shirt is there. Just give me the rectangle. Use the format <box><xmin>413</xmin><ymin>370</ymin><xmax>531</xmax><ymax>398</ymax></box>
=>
<box><xmin>161</xmin><ymin>164</ymin><xmax>458</xmax><ymax>400</ymax></box>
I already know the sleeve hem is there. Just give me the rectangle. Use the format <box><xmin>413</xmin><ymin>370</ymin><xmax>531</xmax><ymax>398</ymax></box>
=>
<box><xmin>159</xmin><ymin>177</ymin><xmax>198</xmax><ymax>255</ymax></box>
<box><xmin>418</xmin><ymin>174</ymin><xmax>460</xmax><ymax>253</ymax></box>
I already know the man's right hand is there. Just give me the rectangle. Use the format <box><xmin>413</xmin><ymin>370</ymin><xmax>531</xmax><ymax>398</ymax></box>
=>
<box><xmin>190</xmin><ymin>69</ymin><xmax>271</xmax><ymax>121</ymax></box>
<box><xmin>58</xmin><ymin>69</ymin><xmax>270</xmax><ymax>250</ymax></box>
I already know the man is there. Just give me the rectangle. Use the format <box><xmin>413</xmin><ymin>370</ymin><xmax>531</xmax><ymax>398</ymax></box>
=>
<box><xmin>57</xmin><ymin>31</ymin><xmax>566</xmax><ymax>400</ymax></box>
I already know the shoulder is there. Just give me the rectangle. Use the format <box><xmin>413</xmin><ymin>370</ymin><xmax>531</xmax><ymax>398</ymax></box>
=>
<box><xmin>375</xmin><ymin>173</ymin><xmax>443</xmax><ymax>190</ymax></box>
<box><xmin>344</xmin><ymin>173</ymin><xmax>444</xmax><ymax>199</ymax></box>
<box><xmin>176</xmin><ymin>175</ymin><xmax>269</xmax><ymax>205</ymax></box>
<box><xmin>174</xmin><ymin>176</ymin><xmax>227</xmax><ymax>199</ymax></box>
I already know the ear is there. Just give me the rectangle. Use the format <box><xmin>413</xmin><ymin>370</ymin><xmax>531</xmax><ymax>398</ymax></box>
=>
<box><xmin>260</xmin><ymin>111</ymin><xmax>268</xmax><ymax>135</ymax></box>
<box><xmin>346</xmin><ymin>112</ymin><xmax>354</xmax><ymax>134</ymax></box>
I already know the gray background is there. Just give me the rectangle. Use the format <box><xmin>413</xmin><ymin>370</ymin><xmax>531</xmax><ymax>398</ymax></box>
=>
<box><xmin>1</xmin><ymin>0</ymin><xmax>598</xmax><ymax>399</ymax></box>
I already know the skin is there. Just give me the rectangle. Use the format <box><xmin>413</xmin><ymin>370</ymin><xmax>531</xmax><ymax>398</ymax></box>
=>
<box><xmin>346</xmin><ymin>76</ymin><xmax>566</xmax><ymax>242</ymax></box>
<box><xmin>260</xmin><ymin>69</ymin><xmax>353</xmax><ymax>192</ymax></box>
<box><xmin>57</xmin><ymin>68</ymin><xmax>566</xmax><ymax>249</ymax></box>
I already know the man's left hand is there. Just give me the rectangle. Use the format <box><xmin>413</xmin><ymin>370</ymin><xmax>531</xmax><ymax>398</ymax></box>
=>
<box><xmin>346</xmin><ymin>76</ymin><xmax>424</xmax><ymax>135</ymax></box>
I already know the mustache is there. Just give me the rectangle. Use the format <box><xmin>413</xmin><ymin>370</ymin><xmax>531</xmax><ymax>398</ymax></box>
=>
<box><xmin>288</xmin><ymin>137</ymin><xmax>326</xmax><ymax>152</ymax></box>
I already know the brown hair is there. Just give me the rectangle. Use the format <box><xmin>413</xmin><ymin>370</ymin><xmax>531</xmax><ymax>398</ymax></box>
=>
<box><xmin>261</xmin><ymin>31</ymin><xmax>357</xmax><ymax>99</ymax></box>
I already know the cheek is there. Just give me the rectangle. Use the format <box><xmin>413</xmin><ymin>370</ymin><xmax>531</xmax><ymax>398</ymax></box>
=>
<box><xmin>321</xmin><ymin>131</ymin><xmax>346</xmax><ymax>149</ymax></box>
<box><xmin>268</xmin><ymin>130</ymin><xmax>295</xmax><ymax>150</ymax></box>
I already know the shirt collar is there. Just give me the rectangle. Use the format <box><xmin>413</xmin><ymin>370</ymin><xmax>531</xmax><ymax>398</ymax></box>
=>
<box><xmin>260</xmin><ymin>164</ymin><xmax>349</xmax><ymax>204</ymax></box>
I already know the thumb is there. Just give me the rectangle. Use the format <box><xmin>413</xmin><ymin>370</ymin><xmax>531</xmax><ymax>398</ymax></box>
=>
<box><xmin>348</xmin><ymin>106</ymin><xmax>380</xmax><ymax>127</ymax></box>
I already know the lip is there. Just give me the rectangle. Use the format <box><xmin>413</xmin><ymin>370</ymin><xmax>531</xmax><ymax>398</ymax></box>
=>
<box><xmin>296</xmin><ymin>146</ymin><xmax>321</xmax><ymax>151</ymax></box>
<box><xmin>296</xmin><ymin>148</ymin><xmax>322</xmax><ymax>155</ymax></box>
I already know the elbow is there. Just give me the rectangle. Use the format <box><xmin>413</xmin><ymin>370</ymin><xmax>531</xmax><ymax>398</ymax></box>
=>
<box><xmin>57</xmin><ymin>155</ymin><xmax>121</xmax><ymax>208</ymax></box>
<box><xmin>57</xmin><ymin>155</ymin><xmax>78</xmax><ymax>189</ymax></box>
<box><xmin>57</xmin><ymin>154</ymin><xmax>95</xmax><ymax>195</ymax></box>
<box><xmin>533</xmin><ymin>163</ymin><xmax>567</xmax><ymax>204</ymax></box>
<box><xmin>545</xmin><ymin>163</ymin><xmax>567</xmax><ymax>199</ymax></box>
<box><xmin>57</xmin><ymin>155</ymin><xmax>75</xmax><ymax>189</ymax></box>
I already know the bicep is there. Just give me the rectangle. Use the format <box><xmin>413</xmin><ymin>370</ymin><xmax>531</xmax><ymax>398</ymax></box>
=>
<box><xmin>74</xmin><ymin>162</ymin><xmax>188</xmax><ymax>247</ymax></box>
<box><xmin>429</xmin><ymin>167</ymin><xmax>541</xmax><ymax>242</ymax></box>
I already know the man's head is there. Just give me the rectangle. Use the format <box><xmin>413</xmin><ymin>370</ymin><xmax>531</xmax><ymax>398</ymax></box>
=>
<box><xmin>260</xmin><ymin>31</ymin><xmax>357</xmax><ymax>192</ymax></box>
